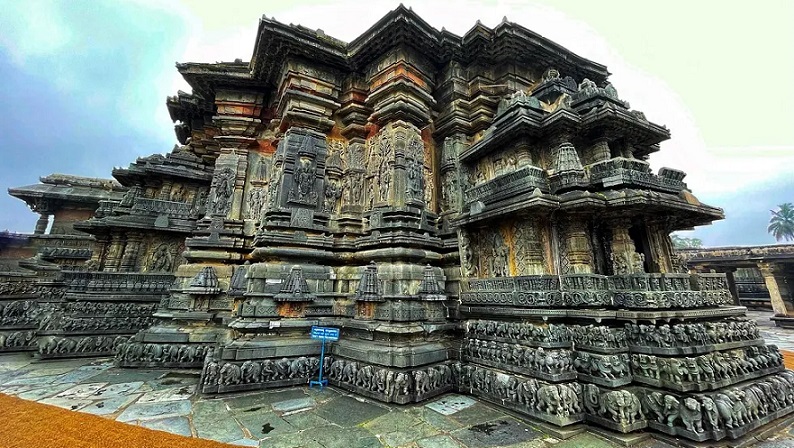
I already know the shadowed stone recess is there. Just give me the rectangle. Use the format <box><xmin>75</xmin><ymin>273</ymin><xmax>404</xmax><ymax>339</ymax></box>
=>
<box><xmin>0</xmin><ymin>5</ymin><xmax>792</xmax><ymax>444</ymax></box>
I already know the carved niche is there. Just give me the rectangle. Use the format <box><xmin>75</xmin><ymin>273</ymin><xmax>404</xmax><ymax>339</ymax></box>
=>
<box><xmin>267</xmin><ymin>128</ymin><xmax>328</xmax><ymax>212</ymax></box>
<box><xmin>459</xmin><ymin>229</ymin><xmax>479</xmax><ymax>278</ymax></box>
<box><xmin>245</xmin><ymin>187</ymin><xmax>267</xmax><ymax>221</ymax></box>
<box><xmin>512</xmin><ymin>218</ymin><xmax>546</xmax><ymax>275</ymax></box>
<box><xmin>476</xmin><ymin>225</ymin><xmax>509</xmax><ymax>278</ymax></box>
<box><xmin>323</xmin><ymin>139</ymin><xmax>345</xmax><ymax>214</ymax></box>
<box><xmin>365</xmin><ymin>121</ymin><xmax>427</xmax><ymax>208</ymax></box>
<box><xmin>290</xmin><ymin>157</ymin><xmax>318</xmax><ymax>205</ymax></box>
<box><xmin>148</xmin><ymin>244</ymin><xmax>173</xmax><ymax>272</ymax></box>
<box><xmin>342</xmin><ymin>142</ymin><xmax>365</xmax><ymax>210</ymax></box>
<box><xmin>210</xmin><ymin>167</ymin><xmax>236</xmax><ymax>217</ymax></box>
<box><xmin>245</xmin><ymin>154</ymin><xmax>271</xmax><ymax>221</ymax></box>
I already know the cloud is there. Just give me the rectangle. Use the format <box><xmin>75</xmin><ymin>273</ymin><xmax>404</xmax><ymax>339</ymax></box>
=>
<box><xmin>678</xmin><ymin>173</ymin><xmax>794</xmax><ymax>246</ymax></box>
<box><xmin>0</xmin><ymin>1</ymin><xmax>190</xmax><ymax>231</ymax></box>
<box><xmin>0</xmin><ymin>1</ymin><xmax>74</xmax><ymax>65</ymax></box>
<box><xmin>0</xmin><ymin>0</ymin><xmax>791</xmax><ymax>248</ymax></box>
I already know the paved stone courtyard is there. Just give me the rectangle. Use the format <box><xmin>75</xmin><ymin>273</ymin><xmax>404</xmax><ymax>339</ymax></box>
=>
<box><xmin>748</xmin><ymin>310</ymin><xmax>794</xmax><ymax>352</ymax></box>
<box><xmin>2</xmin><ymin>310</ymin><xmax>794</xmax><ymax>448</ymax></box>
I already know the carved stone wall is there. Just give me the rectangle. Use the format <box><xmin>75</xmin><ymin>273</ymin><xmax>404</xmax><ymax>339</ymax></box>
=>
<box><xmin>4</xmin><ymin>8</ymin><xmax>791</xmax><ymax>443</ymax></box>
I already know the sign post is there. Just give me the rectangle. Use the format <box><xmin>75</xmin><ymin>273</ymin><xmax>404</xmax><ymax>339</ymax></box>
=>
<box><xmin>309</xmin><ymin>326</ymin><xmax>340</xmax><ymax>390</ymax></box>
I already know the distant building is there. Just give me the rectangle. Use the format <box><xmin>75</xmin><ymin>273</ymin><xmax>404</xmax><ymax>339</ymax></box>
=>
<box><xmin>679</xmin><ymin>244</ymin><xmax>794</xmax><ymax>325</ymax></box>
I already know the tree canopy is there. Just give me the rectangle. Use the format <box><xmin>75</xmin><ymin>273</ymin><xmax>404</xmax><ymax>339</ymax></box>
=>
<box><xmin>768</xmin><ymin>203</ymin><xmax>794</xmax><ymax>242</ymax></box>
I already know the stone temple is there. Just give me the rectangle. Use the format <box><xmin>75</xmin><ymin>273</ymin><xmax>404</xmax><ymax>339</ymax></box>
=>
<box><xmin>1</xmin><ymin>6</ymin><xmax>793</xmax><ymax>443</ymax></box>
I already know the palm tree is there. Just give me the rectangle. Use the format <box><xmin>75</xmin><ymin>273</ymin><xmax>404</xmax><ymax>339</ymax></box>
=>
<box><xmin>768</xmin><ymin>203</ymin><xmax>794</xmax><ymax>242</ymax></box>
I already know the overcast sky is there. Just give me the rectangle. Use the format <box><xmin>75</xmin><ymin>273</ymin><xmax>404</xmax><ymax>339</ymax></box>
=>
<box><xmin>1</xmin><ymin>0</ymin><xmax>792</xmax><ymax>246</ymax></box>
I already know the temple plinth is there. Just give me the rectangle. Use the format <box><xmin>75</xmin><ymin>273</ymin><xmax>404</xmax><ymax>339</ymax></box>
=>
<box><xmin>2</xmin><ymin>6</ymin><xmax>794</xmax><ymax>442</ymax></box>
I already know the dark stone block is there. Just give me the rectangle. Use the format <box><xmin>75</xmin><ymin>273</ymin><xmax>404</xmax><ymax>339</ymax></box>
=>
<box><xmin>586</xmin><ymin>414</ymin><xmax>647</xmax><ymax>433</ymax></box>
<box><xmin>142</xmin><ymin>333</ymin><xmax>190</xmax><ymax>343</ymax></box>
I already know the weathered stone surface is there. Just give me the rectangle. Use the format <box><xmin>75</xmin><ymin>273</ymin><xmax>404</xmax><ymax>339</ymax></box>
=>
<box><xmin>1</xmin><ymin>5</ymin><xmax>792</xmax><ymax>444</ymax></box>
<box><xmin>115</xmin><ymin>399</ymin><xmax>192</xmax><ymax>422</ymax></box>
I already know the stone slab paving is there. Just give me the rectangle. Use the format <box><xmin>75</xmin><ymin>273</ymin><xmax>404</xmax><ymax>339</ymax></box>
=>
<box><xmin>3</xmin><ymin>353</ymin><xmax>794</xmax><ymax>447</ymax></box>
<box><xmin>139</xmin><ymin>415</ymin><xmax>194</xmax><ymax>437</ymax></box>
<box><xmin>138</xmin><ymin>384</ymin><xmax>196</xmax><ymax>403</ymax></box>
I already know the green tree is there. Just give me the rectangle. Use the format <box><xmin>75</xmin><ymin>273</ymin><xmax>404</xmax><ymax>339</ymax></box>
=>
<box><xmin>671</xmin><ymin>234</ymin><xmax>703</xmax><ymax>249</ymax></box>
<box><xmin>768</xmin><ymin>203</ymin><xmax>794</xmax><ymax>242</ymax></box>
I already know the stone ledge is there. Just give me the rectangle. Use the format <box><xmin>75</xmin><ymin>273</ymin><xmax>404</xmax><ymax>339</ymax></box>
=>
<box><xmin>576</xmin><ymin>372</ymin><xmax>632</xmax><ymax>388</ymax></box>
<box><xmin>628</xmin><ymin>338</ymin><xmax>766</xmax><ymax>356</ymax></box>
<box><xmin>633</xmin><ymin>365</ymin><xmax>784</xmax><ymax>392</ymax></box>
<box><xmin>463</xmin><ymin>356</ymin><xmax>577</xmax><ymax>383</ymax></box>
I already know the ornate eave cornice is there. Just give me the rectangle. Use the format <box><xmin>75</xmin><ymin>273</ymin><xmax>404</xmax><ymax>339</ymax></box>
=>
<box><xmin>166</xmin><ymin>90</ymin><xmax>215</xmax><ymax>123</ymax></box>
<box><xmin>112</xmin><ymin>150</ymin><xmax>214</xmax><ymax>187</ymax></box>
<box><xmin>8</xmin><ymin>179</ymin><xmax>125</xmax><ymax>208</ymax></box>
<box><xmin>454</xmin><ymin>187</ymin><xmax>723</xmax><ymax>228</ymax></box>
<box><xmin>176</xmin><ymin>61</ymin><xmax>271</xmax><ymax>101</ymax></box>
<box><xmin>578</xmin><ymin>104</ymin><xmax>670</xmax><ymax>147</ymax></box>
<box><xmin>248</xmin><ymin>6</ymin><xmax>610</xmax><ymax>88</ymax></box>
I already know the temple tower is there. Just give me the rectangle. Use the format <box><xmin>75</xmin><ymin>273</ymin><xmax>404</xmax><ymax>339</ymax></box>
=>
<box><xmin>4</xmin><ymin>7</ymin><xmax>794</xmax><ymax>443</ymax></box>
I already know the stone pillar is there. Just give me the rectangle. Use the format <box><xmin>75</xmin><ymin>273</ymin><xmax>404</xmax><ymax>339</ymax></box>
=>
<box><xmin>646</xmin><ymin>224</ymin><xmax>675</xmax><ymax>274</ymax></box>
<box><xmin>759</xmin><ymin>262</ymin><xmax>793</xmax><ymax>316</ymax></box>
<box><xmin>104</xmin><ymin>233</ymin><xmax>126</xmax><ymax>272</ymax></box>
<box><xmin>589</xmin><ymin>137</ymin><xmax>611</xmax><ymax>164</ymax></box>
<box><xmin>91</xmin><ymin>235</ymin><xmax>110</xmax><ymax>269</ymax></box>
<box><xmin>609</xmin><ymin>220</ymin><xmax>644</xmax><ymax>275</ymax></box>
<box><xmin>159</xmin><ymin>180</ymin><xmax>173</xmax><ymax>200</ymax></box>
<box><xmin>514</xmin><ymin>138</ymin><xmax>534</xmax><ymax>167</ymax></box>
<box><xmin>119</xmin><ymin>232</ymin><xmax>144</xmax><ymax>272</ymax></box>
<box><xmin>34</xmin><ymin>213</ymin><xmax>50</xmax><ymax>235</ymax></box>
<box><xmin>565</xmin><ymin>220</ymin><xmax>593</xmax><ymax>274</ymax></box>
<box><xmin>512</xmin><ymin>218</ymin><xmax>546</xmax><ymax>275</ymax></box>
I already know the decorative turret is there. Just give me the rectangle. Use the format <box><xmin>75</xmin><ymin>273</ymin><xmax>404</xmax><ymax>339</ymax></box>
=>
<box><xmin>227</xmin><ymin>262</ymin><xmax>249</xmax><ymax>297</ymax></box>
<box><xmin>549</xmin><ymin>141</ymin><xmax>587</xmax><ymax>192</ymax></box>
<box><xmin>6</xmin><ymin>7</ymin><xmax>791</xmax><ymax>443</ymax></box>
<box><xmin>185</xmin><ymin>266</ymin><xmax>221</xmax><ymax>295</ymax></box>
<box><xmin>355</xmin><ymin>261</ymin><xmax>383</xmax><ymax>302</ymax></box>
<box><xmin>418</xmin><ymin>265</ymin><xmax>446</xmax><ymax>301</ymax></box>
<box><xmin>274</xmin><ymin>266</ymin><xmax>314</xmax><ymax>302</ymax></box>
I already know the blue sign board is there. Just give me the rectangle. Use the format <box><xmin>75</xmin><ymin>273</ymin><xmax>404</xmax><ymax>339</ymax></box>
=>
<box><xmin>309</xmin><ymin>326</ymin><xmax>340</xmax><ymax>391</ymax></box>
<box><xmin>310</xmin><ymin>326</ymin><xmax>340</xmax><ymax>341</ymax></box>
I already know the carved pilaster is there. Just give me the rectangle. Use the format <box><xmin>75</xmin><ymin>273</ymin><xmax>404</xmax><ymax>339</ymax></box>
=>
<box><xmin>158</xmin><ymin>180</ymin><xmax>173</xmax><ymax>201</ymax></box>
<box><xmin>440</xmin><ymin>134</ymin><xmax>465</xmax><ymax>215</ymax></box>
<box><xmin>119</xmin><ymin>232</ymin><xmax>144</xmax><ymax>272</ymax></box>
<box><xmin>104</xmin><ymin>233</ymin><xmax>126</xmax><ymax>272</ymax></box>
<box><xmin>609</xmin><ymin>220</ymin><xmax>645</xmax><ymax>275</ymax></box>
<box><xmin>589</xmin><ymin>137</ymin><xmax>611</xmax><ymax>165</ymax></box>
<box><xmin>512</xmin><ymin>218</ymin><xmax>546</xmax><ymax>275</ymax></box>
<box><xmin>34</xmin><ymin>214</ymin><xmax>50</xmax><ymax>235</ymax></box>
<box><xmin>565</xmin><ymin>220</ymin><xmax>593</xmax><ymax>274</ymax></box>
